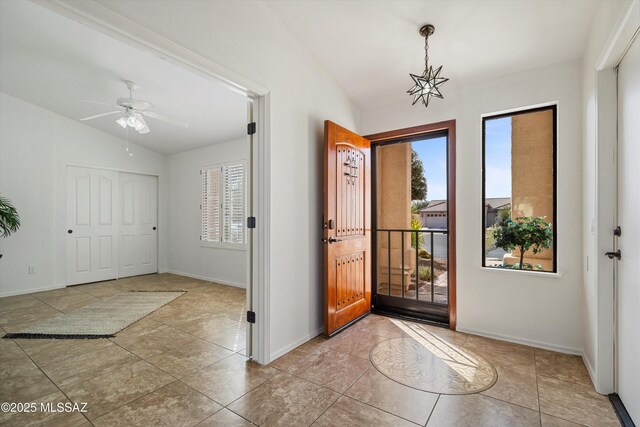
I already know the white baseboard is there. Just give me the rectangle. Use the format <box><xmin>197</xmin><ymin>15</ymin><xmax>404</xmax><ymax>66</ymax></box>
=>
<box><xmin>583</xmin><ymin>352</ymin><xmax>597</xmax><ymax>387</ymax></box>
<box><xmin>457</xmin><ymin>326</ymin><xmax>582</xmax><ymax>355</ymax></box>
<box><xmin>270</xmin><ymin>326</ymin><xmax>324</xmax><ymax>362</ymax></box>
<box><xmin>164</xmin><ymin>270</ymin><xmax>246</xmax><ymax>289</ymax></box>
<box><xmin>0</xmin><ymin>283</ymin><xmax>67</xmax><ymax>298</ymax></box>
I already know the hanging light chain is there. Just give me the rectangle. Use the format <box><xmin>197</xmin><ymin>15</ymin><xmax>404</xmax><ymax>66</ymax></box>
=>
<box><xmin>424</xmin><ymin>33</ymin><xmax>430</xmax><ymax>71</ymax></box>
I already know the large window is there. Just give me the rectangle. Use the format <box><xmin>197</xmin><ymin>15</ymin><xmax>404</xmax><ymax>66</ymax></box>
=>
<box><xmin>201</xmin><ymin>161</ymin><xmax>246</xmax><ymax>247</ymax></box>
<box><xmin>482</xmin><ymin>105</ymin><xmax>556</xmax><ymax>272</ymax></box>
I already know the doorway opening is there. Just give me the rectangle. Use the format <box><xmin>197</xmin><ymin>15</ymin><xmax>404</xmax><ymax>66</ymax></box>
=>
<box><xmin>3</xmin><ymin>0</ymin><xmax>271</xmax><ymax>363</ymax></box>
<box><xmin>366</xmin><ymin>121</ymin><xmax>456</xmax><ymax>328</ymax></box>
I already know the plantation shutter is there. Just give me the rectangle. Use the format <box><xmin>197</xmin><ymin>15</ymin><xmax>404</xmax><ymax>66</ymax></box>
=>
<box><xmin>222</xmin><ymin>164</ymin><xmax>245</xmax><ymax>244</ymax></box>
<box><xmin>201</xmin><ymin>168</ymin><xmax>220</xmax><ymax>242</ymax></box>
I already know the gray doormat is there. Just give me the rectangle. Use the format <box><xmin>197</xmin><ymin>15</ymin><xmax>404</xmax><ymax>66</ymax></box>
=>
<box><xmin>3</xmin><ymin>291</ymin><xmax>185</xmax><ymax>339</ymax></box>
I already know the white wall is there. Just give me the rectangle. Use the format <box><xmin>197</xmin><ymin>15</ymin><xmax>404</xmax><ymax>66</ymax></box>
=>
<box><xmin>362</xmin><ymin>60</ymin><xmax>584</xmax><ymax>354</ymax></box>
<box><xmin>67</xmin><ymin>0</ymin><xmax>361</xmax><ymax>361</ymax></box>
<box><xmin>581</xmin><ymin>0</ymin><xmax>634</xmax><ymax>393</ymax></box>
<box><xmin>0</xmin><ymin>92</ymin><xmax>169</xmax><ymax>296</ymax></box>
<box><xmin>167</xmin><ymin>138</ymin><xmax>249</xmax><ymax>287</ymax></box>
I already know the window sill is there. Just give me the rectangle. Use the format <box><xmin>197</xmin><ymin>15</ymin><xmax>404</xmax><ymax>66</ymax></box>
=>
<box><xmin>200</xmin><ymin>243</ymin><xmax>247</xmax><ymax>251</ymax></box>
<box><xmin>479</xmin><ymin>266</ymin><xmax>562</xmax><ymax>278</ymax></box>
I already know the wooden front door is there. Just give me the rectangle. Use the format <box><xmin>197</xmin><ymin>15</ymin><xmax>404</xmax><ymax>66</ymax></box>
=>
<box><xmin>323</xmin><ymin>121</ymin><xmax>371</xmax><ymax>336</ymax></box>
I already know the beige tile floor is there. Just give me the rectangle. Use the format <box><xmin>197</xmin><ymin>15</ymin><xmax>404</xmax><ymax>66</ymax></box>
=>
<box><xmin>0</xmin><ymin>273</ymin><xmax>620</xmax><ymax>427</ymax></box>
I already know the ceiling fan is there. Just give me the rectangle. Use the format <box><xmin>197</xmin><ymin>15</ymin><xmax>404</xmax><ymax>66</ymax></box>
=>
<box><xmin>78</xmin><ymin>80</ymin><xmax>189</xmax><ymax>134</ymax></box>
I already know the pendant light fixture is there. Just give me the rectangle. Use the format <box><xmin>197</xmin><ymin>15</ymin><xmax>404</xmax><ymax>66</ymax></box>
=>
<box><xmin>408</xmin><ymin>24</ymin><xmax>448</xmax><ymax>108</ymax></box>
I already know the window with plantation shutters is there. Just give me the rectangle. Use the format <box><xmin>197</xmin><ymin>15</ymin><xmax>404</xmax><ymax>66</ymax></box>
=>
<box><xmin>201</xmin><ymin>161</ymin><xmax>246</xmax><ymax>247</ymax></box>
<box><xmin>222</xmin><ymin>164</ymin><xmax>245</xmax><ymax>244</ymax></box>
<box><xmin>201</xmin><ymin>168</ymin><xmax>220</xmax><ymax>242</ymax></box>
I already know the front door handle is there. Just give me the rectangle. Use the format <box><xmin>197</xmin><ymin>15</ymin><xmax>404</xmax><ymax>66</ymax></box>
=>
<box><xmin>605</xmin><ymin>250</ymin><xmax>621</xmax><ymax>260</ymax></box>
<box><xmin>328</xmin><ymin>237</ymin><xmax>342</xmax><ymax>244</ymax></box>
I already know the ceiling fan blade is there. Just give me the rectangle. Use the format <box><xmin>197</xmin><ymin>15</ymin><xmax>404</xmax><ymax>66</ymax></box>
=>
<box><xmin>76</xmin><ymin>99</ymin><xmax>119</xmax><ymax>107</ymax></box>
<box><xmin>80</xmin><ymin>111</ymin><xmax>122</xmax><ymax>121</ymax></box>
<box><xmin>141</xmin><ymin>110</ymin><xmax>189</xmax><ymax>128</ymax></box>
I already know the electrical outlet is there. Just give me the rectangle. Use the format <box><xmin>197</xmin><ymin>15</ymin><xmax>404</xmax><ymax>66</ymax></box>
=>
<box><xmin>28</xmin><ymin>266</ymin><xmax>35</xmax><ymax>275</ymax></box>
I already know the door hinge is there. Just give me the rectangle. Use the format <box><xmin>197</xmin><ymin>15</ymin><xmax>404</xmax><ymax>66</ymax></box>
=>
<box><xmin>247</xmin><ymin>122</ymin><xmax>256</xmax><ymax>135</ymax></box>
<box><xmin>614</xmin><ymin>226</ymin><xmax>621</xmax><ymax>236</ymax></box>
<box><xmin>247</xmin><ymin>216</ymin><xmax>256</xmax><ymax>229</ymax></box>
<box><xmin>605</xmin><ymin>250</ymin><xmax>621</xmax><ymax>260</ymax></box>
<box><xmin>246</xmin><ymin>311</ymin><xmax>256</xmax><ymax>323</ymax></box>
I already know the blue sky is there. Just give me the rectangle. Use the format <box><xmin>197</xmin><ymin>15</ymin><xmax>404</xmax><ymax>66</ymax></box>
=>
<box><xmin>412</xmin><ymin>117</ymin><xmax>512</xmax><ymax>201</ymax></box>
<box><xmin>412</xmin><ymin>136</ymin><xmax>447</xmax><ymax>200</ymax></box>
<box><xmin>484</xmin><ymin>117</ymin><xmax>512</xmax><ymax>198</ymax></box>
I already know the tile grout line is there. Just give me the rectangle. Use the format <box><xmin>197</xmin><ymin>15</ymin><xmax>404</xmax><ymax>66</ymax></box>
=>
<box><xmin>146</xmin><ymin>310</ymin><xmax>248</xmax><ymax>338</ymax></box>
<box><xmin>31</xmin><ymin>288</ymin><xmax>100</xmax><ymax>314</ymax></box>
<box><xmin>424</xmin><ymin>394</ymin><xmax>441</xmax><ymax>426</ymax></box>
<box><xmin>217</xmin><ymin>354</ymin><xmax>346</xmax><ymax>426</ymax></box>
<box><xmin>23</xmin><ymin>295</ymin><xmax>65</xmax><ymax>315</ymax></box>
<box><xmin>47</xmin><ymin>339</ymin><xmax>178</xmax><ymax>424</ymax></box>
<box><xmin>145</xmin><ymin>350</ymin><xmax>237</xmax><ymax>382</ymax></box>
<box><xmin>89</xmin><ymin>379</ymin><xmax>183</xmax><ymax>424</ymax></box>
<box><xmin>12</xmin><ymin>338</ymin><xmax>96</xmax><ymax>427</ymax></box>
<box><xmin>534</xmin><ymin>348</ymin><xmax>543</xmax><ymax>426</ymax></box>
<box><xmin>303</xmin><ymin>362</ymin><xmax>374</xmax><ymax>427</ymax></box>
<box><xmin>270</xmin><ymin>352</ymin><xmax>425</xmax><ymax>427</ymax></box>
<box><xmin>90</xmin><ymin>377</ymin><xmax>251</xmax><ymax>426</ymax></box>
<box><xmin>67</xmin><ymin>319</ymin><xmax>242</xmax><ymax>421</ymax></box>
<box><xmin>340</xmin><ymin>360</ymin><xmax>430</xmax><ymax>426</ymax></box>
<box><xmin>480</xmin><ymin>393</ymin><xmax>542</xmax><ymax>413</ymax></box>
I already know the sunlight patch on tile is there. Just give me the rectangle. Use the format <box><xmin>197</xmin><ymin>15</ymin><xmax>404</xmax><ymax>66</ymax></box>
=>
<box><xmin>370</xmin><ymin>322</ymin><xmax>497</xmax><ymax>394</ymax></box>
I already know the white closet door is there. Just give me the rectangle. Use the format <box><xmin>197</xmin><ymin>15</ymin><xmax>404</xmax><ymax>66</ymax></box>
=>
<box><xmin>66</xmin><ymin>166</ymin><xmax>118</xmax><ymax>285</ymax></box>
<box><xmin>617</xmin><ymin>34</ymin><xmax>640</xmax><ymax>423</ymax></box>
<box><xmin>118</xmin><ymin>172</ymin><xmax>158</xmax><ymax>278</ymax></box>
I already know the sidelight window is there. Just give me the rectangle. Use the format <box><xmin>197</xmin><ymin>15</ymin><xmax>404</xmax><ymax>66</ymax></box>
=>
<box><xmin>482</xmin><ymin>105</ymin><xmax>557</xmax><ymax>272</ymax></box>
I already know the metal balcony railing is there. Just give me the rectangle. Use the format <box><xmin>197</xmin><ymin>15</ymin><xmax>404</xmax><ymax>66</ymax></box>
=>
<box><xmin>374</xmin><ymin>228</ymin><xmax>448</xmax><ymax>304</ymax></box>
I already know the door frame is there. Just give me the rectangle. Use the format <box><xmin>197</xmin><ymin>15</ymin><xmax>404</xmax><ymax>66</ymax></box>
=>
<box><xmin>365</xmin><ymin>119</ymin><xmax>457</xmax><ymax>330</ymax></box>
<box><xmin>40</xmin><ymin>1</ymin><xmax>272</xmax><ymax>364</ymax></box>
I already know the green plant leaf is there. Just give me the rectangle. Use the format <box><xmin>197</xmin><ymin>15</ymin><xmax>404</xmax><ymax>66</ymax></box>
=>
<box><xmin>0</xmin><ymin>195</ymin><xmax>21</xmax><ymax>238</ymax></box>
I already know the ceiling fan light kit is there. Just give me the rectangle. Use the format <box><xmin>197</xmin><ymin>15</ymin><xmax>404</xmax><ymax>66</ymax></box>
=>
<box><xmin>116</xmin><ymin>112</ymin><xmax>150</xmax><ymax>134</ymax></box>
<box><xmin>79</xmin><ymin>80</ymin><xmax>188</xmax><ymax>135</ymax></box>
<box><xmin>408</xmin><ymin>24</ymin><xmax>449</xmax><ymax>108</ymax></box>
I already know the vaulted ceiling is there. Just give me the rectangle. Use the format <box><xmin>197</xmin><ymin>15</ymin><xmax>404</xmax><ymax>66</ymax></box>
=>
<box><xmin>1</xmin><ymin>0</ymin><xmax>604</xmax><ymax>150</ymax></box>
<box><xmin>266</xmin><ymin>0</ymin><xmax>600</xmax><ymax>109</ymax></box>
<box><xmin>0</xmin><ymin>1</ymin><xmax>249</xmax><ymax>155</ymax></box>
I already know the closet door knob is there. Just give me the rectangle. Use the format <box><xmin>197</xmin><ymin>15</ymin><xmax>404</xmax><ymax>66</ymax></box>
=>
<box><xmin>153</xmin><ymin>227</ymin><xmax>157</xmax><ymax>230</ymax></box>
<box><xmin>67</xmin><ymin>230</ymin><xmax>73</xmax><ymax>234</ymax></box>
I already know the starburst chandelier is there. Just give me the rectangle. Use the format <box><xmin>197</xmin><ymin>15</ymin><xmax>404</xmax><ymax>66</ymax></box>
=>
<box><xmin>408</xmin><ymin>24</ymin><xmax>448</xmax><ymax>108</ymax></box>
